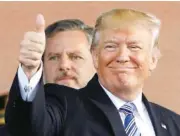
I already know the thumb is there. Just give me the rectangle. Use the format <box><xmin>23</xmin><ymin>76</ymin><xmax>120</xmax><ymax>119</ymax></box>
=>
<box><xmin>35</xmin><ymin>13</ymin><xmax>45</xmax><ymax>33</ymax></box>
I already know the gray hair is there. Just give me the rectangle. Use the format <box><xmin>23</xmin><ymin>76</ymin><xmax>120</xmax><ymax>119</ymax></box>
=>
<box><xmin>45</xmin><ymin>19</ymin><xmax>94</xmax><ymax>45</ymax></box>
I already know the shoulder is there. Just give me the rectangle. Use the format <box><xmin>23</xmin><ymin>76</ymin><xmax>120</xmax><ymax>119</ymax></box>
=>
<box><xmin>151</xmin><ymin>102</ymin><xmax>180</xmax><ymax>120</ymax></box>
<box><xmin>44</xmin><ymin>83</ymin><xmax>78</xmax><ymax>97</ymax></box>
<box><xmin>43</xmin><ymin>83</ymin><xmax>89</xmax><ymax>102</ymax></box>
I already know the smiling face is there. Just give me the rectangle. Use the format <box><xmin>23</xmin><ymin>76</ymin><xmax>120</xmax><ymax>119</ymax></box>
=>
<box><xmin>43</xmin><ymin>30</ymin><xmax>95</xmax><ymax>89</ymax></box>
<box><xmin>91</xmin><ymin>9</ymin><xmax>161</xmax><ymax>100</ymax></box>
<box><xmin>92</xmin><ymin>24</ymin><xmax>158</xmax><ymax>95</ymax></box>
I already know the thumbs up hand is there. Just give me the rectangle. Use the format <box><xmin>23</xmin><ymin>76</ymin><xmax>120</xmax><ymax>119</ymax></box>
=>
<box><xmin>19</xmin><ymin>14</ymin><xmax>46</xmax><ymax>80</ymax></box>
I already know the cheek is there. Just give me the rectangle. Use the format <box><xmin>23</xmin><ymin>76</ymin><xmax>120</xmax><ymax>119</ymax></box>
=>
<box><xmin>71</xmin><ymin>62</ymin><xmax>81</xmax><ymax>74</ymax></box>
<box><xmin>99</xmin><ymin>51</ymin><xmax>116</xmax><ymax>67</ymax></box>
<box><xmin>130</xmin><ymin>54</ymin><xmax>150</xmax><ymax>73</ymax></box>
<box><xmin>44</xmin><ymin>62</ymin><xmax>58</xmax><ymax>75</ymax></box>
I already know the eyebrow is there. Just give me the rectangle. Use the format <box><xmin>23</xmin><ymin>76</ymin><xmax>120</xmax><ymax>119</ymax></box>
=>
<box><xmin>126</xmin><ymin>40</ymin><xmax>142</xmax><ymax>45</ymax></box>
<box><xmin>127</xmin><ymin>41</ymin><xmax>139</xmax><ymax>44</ymax></box>
<box><xmin>104</xmin><ymin>39</ymin><xmax>142</xmax><ymax>43</ymax></box>
<box><xmin>47</xmin><ymin>51</ymin><xmax>85</xmax><ymax>57</ymax></box>
<box><xmin>47</xmin><ymin>52</ymin><xmax>60</xmax><ymax>58</ymax></box>
<box><xmin>104</xmin><ymin>40</ymin><xmax>119</xmax><ymax>44</ymax></box>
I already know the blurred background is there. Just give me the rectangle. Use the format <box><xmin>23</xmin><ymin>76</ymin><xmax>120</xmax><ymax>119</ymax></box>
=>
<box><xmin>0</xmin><ymin>1</ymin><xmax>179</xmax><ymax>114</ymax></box>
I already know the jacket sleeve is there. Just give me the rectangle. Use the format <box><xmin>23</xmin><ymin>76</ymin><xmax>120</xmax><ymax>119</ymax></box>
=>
<box><xmin>5</xmin><ymin>73</ymin><xmax>67</xmax><ymax>136</ymax></box>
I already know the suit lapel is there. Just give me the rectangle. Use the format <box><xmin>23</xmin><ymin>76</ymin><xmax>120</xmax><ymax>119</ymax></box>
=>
<box><xmin>84</xmin><ymin>75</ymin><xmax>170</xmax><ymax>136</ymax></box>
<box><xmin>143</xmin><ymin>95</ymin><xmax>170</xmax><ymax>136</ymax></box>
<box><xmin>85</xmin><ymin>74</ymin><xmax>127</xmax><ymax>136</ymax></box>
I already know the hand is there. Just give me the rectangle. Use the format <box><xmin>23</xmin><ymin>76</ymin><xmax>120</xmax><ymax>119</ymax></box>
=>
<box><xmin>19</xmin><ymin>14</ymin><xmax>46</xmax><ymax>80</ymax></box>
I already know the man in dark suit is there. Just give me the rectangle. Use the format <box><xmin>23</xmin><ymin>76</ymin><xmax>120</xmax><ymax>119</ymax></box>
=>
<box><xmin>3</xmin><ymin>18</ymin><xmax>95</xmax><ymax>136</ymax></box>
<box><xmin>5</xmin><ymin>9</ymin><xmax>180</xmax><ymax>136</ymax></box>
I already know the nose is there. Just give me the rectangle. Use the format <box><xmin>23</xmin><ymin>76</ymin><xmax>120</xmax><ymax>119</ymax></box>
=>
<box><xmin>116</xmin><ymin>45</ymin><xmax>130</xmax><ymax>63</ymax></box>
<box><xmin>58</xmin><ymin>54</ymin><xmax>71</xmax><ymax>71</ymax></box>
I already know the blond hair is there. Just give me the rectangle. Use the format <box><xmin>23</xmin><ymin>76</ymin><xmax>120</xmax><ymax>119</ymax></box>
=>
<box><xmin>92</xmin><ymin>9</ymin><xmax>161</xmax><ymax>49</ymax></box>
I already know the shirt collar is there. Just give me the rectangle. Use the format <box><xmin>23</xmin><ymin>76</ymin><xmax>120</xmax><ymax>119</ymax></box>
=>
<box><xmin>99</xmin><ymin>81</ymin><xmax>145</xmax><ymax>115</ymax></box>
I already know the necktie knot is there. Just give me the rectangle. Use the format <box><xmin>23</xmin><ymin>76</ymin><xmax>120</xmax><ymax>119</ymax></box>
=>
<box><xmin>120</xmin><ymin>102</ymin><xmax>137</xmax><ymax>115</ymax></box>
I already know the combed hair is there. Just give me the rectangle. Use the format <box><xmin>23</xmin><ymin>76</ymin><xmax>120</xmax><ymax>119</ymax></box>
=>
<box><xmin>92</xmin><ymin>9</ymin><xmax>161</xmax><ymax>49</ymax></box>
<box><xmin>45</xmin><ymin>19</ymin><xmax>94</xmax><ymax>45</ymax></box>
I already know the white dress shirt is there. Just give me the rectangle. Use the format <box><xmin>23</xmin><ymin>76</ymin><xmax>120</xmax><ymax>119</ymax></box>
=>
<box><xmin>18</xmin><ymin>64</ymin><xmax>155</xmax><ymax>135</ymax></box>
<box><xmin>18</xmin><ymin>63</ymin><xmax>43</xmax><ymax>101</ymax></box>
<box><xmin>100</xmin><ymin>84</ymin><xmax>156</xmax><ymax>136</ymax></box>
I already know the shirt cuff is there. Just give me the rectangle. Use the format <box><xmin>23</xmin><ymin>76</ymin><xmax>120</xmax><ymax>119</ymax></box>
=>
<box><xmin>18</xmin><ymin>62</ymin><xmax>43</xmax><ymax>101</ymax></box>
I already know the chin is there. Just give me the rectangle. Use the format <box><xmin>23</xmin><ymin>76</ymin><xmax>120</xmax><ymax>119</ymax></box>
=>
<box><xmin>115</xmin><ymin>78</ymin><xmax>135</xmax><ymax>88</ymax></box>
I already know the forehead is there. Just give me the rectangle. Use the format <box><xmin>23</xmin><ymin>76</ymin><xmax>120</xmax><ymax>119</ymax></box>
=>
<box><xmin>98</xmin><ymin>13</ymin><xmax>154</xmax><ymax>40</ymax></box>
<box><xmin>99</xmin><ymin>11</ymin><xmax>152</xmax><ymax>30</ymax></box>
<box><xmin>45</xmin><ymin>30</ymin><xmax>90</xmax><ymax>53</ymax></box>
<box><xmin>99</xmin><ymin>24</ymin><xmax>153</xmax><ymax>44</ymax></box>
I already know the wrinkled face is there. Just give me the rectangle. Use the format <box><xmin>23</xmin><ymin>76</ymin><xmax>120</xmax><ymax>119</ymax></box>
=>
<box><xmin>44</xmin><ymin>30</ymin><xmax>95</xmax><ymax>89</ymax></box>
<box><xmin>92</xmin><ymin>25</ymin><xmax>158</xmax><ymax>93</ymax></box>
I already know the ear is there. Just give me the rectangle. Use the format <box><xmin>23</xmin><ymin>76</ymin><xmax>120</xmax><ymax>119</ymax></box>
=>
<box><xmin>149</xmin><ymin>47</ymin><xmax>161</xmax><ymax>71</ymax></box>
<box><xmin>91</xmin><ymin>46</ymin><xmax>99</xmax><ymax>70</ymax></box>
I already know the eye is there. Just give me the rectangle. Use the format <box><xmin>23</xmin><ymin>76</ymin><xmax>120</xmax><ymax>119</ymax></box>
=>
<box><xmin>70</xmin><ymin>54</ymin><xmax>83</xmax><ymax>60</ymax></box>
<box><xmin>128</xmin><ymin>45</ymin><xmax>142</xmax><ymax>51</ymax></box>
<box><xmin>49</xmin><ymin>55</ymin><xmax>59</xmax><ymax>61</ymax></box>
<box><xmin>104</xmin><ymin>44</ymin><xmax>117</xmax><ymax>51</ymax></box>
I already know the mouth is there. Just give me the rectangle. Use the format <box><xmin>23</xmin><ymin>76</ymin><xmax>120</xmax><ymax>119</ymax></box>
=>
<box><xmin>109</xmin><ymin>66</ymin><xmax>137</xmax><ymax>72</ymax></box>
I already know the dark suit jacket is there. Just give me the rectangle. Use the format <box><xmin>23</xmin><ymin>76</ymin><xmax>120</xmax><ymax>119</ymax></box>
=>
<box><xmin>5</xmin><ymin>74</ymin><xmax>180</xmax><ymax>136</ymax></box>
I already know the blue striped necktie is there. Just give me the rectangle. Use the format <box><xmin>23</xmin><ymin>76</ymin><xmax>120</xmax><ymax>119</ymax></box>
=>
<box><xmin>119</xmin><ymin>102</ymin><xmax>141</xmax><ymax>136</ymax></box>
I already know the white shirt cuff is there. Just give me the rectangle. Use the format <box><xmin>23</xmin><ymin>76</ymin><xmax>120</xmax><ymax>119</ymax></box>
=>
<box><xmin>18</xmin><ymin>63</ymin><xmax>43</xmax><ymax>101</ymax></box>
